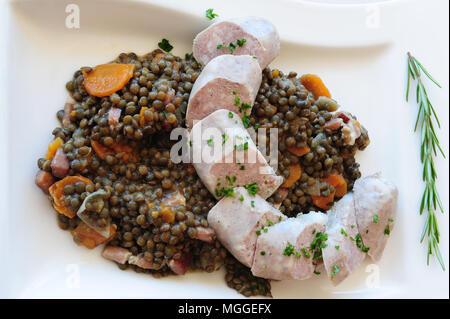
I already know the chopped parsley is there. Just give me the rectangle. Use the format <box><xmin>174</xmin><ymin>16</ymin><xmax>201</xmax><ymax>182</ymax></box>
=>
<box><xmin>256</xmin><ymin>230</ymin><xmax>261</xmax><ymax>236</ymax></box>
<box><xmin>389</xmin><ymin>218</ymin><xmax>394</xmax><ymax>222</ymax></box>
<box><xmin>162</xmin><ymin>110</ymin><xmax>167</xmax><ymax>118</ymax></box>
<box><xmin>236</xmin><ymin>38</ymin><xmax>246</xmax><ymax>47</ymax></box>
<box><xmin>335</xmin><ymin>245</ymin><xmax>340</xmax><ymax>250</ymax></box>
<box><xmin>260</xmin><ymin>251</ymin><xmax>266</xmax><ymax>256</ymax></box>
<box><xmin>301</xmin><ymin>248</ymin><xmax>311</xmax><ymax>259</ymax></box>
<box><xmin>295</xmin><ymin>252</ymin><xmax>301</xmax><ymax>259</ymax></box>
<box><xmin>240</xmin><ymin>165</ymin><xmax>246</xmax><ymax>170</ymax></box>
<box><xmin>254</xmin><ymin>124</ymin><xmax>260</xmax><ymax>131</ymax></box>
<box><xmin>241</xmin><ymin>113</ymin><xmax>251</xmax><ymax>128</ymax></box>
<box><xmin>206</xmin><ymin>138</ymin><xmax>214</xmax><ymax>147</ymax></box>
<box><xmin>205</xmin><ymin>8</ymin><xmax>218</xmax><ymax>20</ymax></box>
<box><xmin>225</xmin><ymin>175</ymin><xmax>236</xmax><ymax>186</ymax></box>
<box><xmin>234</xmin><ymin>95</ymin><xmax>241</xmax><ymax>106</ymax></box>
<box><xmin>239</xmin><ymin>195</ymin><xmax>244</xmax><ymax>202</ymax></box>
<box><xmin>235</xmin><ymin>142</ymin><xmax>249</xmax><ymax>151</ymax></box>
<box><xmin>331</xmin><ymin>265</ymin><xmax>340</xmax><ymax>276</ymax></box>
<box><xmin>373</xmin><ymin>214</ymin><xmax>379</xmax><ymax>223</ymax></box>
<box><xmin>267</xmin><ymin>219</ymin><xmax>275</xmax><ymax>227</ymax></box>
<box><xmin>185</xmin><ymin>52</ymin><xmax>193</xmax><ymax>59</ymax></box>
<box><xmin>244</xmin><ymin>182</ymin><xmax>258</xmax><ymax>196</ymax></box>
<box><xmin>228</xmin><ymin>111</ymin><xmax>234</xmax><ymax>118</ymax></box>
<box><xmin>253</xmin><ymin>56</ymin><xmax>257</xmax><ymax>59</ymax></box>
<box><xmin>158</xmin><ymin>38</ymin><xmax>173</xmax><ymax>52</ymax></box>
<box><xmin>384</xmin><ymin>224</ymin><xmax>391</xmax><ymax>235</ymax></box>
<box><xmin>351</xmin><ymin>225</ymin><xmax>356</xmax><ymax>229</ymax></box>
<box><xmin>262</xmin><ymin>264</ymin><xmax>267</xmax><ymax>269</ymax></box>
<box><xmin>278</xmin><ymin>216</ymin><xmax>283</xmax><ymax>222</ymax></box>
<box><xmin>283</xmin><ymin>242</ymin><xmax>295</xmax><ymax>256</ymax></box>
<box><xmin>251</xmin><ymin>200</ymin><xmax>255</xmax><ymax>208</ymax></box>
<box><xmin>314</xmin><ymin>270</ymin><xmax>321</xmax><ymax>275</ymax></box>
<box><xmin>312</xmin><ymin>229</ymin><xmax>316</xmax><ymax>235</ymax></box>
<box><xmin>221</xmin><ymin>133</ymin><xmax>229</xmax><ymax>145</ymax></box>
<box><xmin>239</xmin><ymin>103</ymin><xmax>252</xmax><ymax>113</ymax></box>
<box><xmin>215</xmin><ymin>187</ymin><xmax>235</xmax><ymax>198</ymax></box>
<box><xmin>341</xmin><ymin>228</ymin><xmax>348</xmax><ymax>237</ymax></box>
<box><xmin>361</xmin><ymin>246</ymin><xmax>370</xmax><ymax>253</ymax></box>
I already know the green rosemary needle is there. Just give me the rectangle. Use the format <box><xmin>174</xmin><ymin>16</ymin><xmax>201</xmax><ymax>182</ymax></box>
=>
<box><xmin>406</xmin><ymin>52</ymin><xmax>445</xmax><ymax>270</ymax></box>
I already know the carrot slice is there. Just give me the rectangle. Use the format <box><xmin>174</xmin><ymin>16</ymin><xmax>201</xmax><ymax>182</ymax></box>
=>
<box><xmin>311</xmin><ymin>191</ymin><xmax>335</xmax><ymax>211</ymax></box>
<box><xmin>139</xmin><ymin>107</ymin><xmax>149</xmax><ymax>126</ymax></box>
<box><xmin>300</xmin><ymin>74</ymin><xmax>331</xmax><ymax>99</ymax></box>
<box><xmin>46</xmin><ymin>137</ymin><xmax>64</xmax><ymax>160</ymax></box>
<box><xmin>91</xmin><ymin>140</ymin><xmax>114</xmax><ymax>160</ymax></box>
<box><xmin>49</xmin><ymin>176</ymin><xmax>94</xmax><ymax>218</ymax></box>
<box><xmin>82</xmin><ymin>63</ymin><xmax>135</xmax><ymax>98</ymax></box>
<box><xmin>281</xmin><ymin>164</ymin><xmax>302</xmax><ymax>188</ymax></box>
<box><xmin>71</xmin><ymin>222</ymin><xmax>117</xmax><ymax>249</ymax></box>
<box><xmin>324</xmin><ymin>173</ymin><xmax>347</xmax><ymax>198</ymax></box>
<box><xmin>287</xmin><ymin>145</ymin><xmax>310</xmax><ymax>157</ymax></box>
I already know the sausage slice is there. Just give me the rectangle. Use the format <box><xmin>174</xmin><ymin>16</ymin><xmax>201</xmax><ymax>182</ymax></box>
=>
<box><xmin>353</xmin><ymin>173</ymin><xmax>398</xmax><ymax>261</ymax></box>
<box><xmin>207</xmin><ymin>187</ymin><xmax>285</xmax><ymax>267</ymax></box>
<box><xmin>193</xmin><ymin>16</ymin><xmax>280</xmax><ymax>69</ymax></box>
<box><xmin>186</xmin><ymin>54</ymin><xmax>261</xmax><ymax>128</ymax></box>
<box><xmin>322</xmin><ymin>193</ymin><xmax>366</xmax><ymax>285</ymax></box>
<box><xmin>251</xmin><ymin>212</ymin><xmax>328</xmax><ymax>280</ymax></box>
<box><xmin>190</xmin><ymin>109</ymin><xmax>283</xmax><ymax>199</ymax></box>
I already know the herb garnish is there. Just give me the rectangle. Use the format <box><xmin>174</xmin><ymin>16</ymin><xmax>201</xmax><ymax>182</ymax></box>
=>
<box><xmin>158</xmin><ymin>38</ymin><xmax>173</xmax><ymax>52</ymax></box>
<box><xmin>244</xmin><ymin>182</ymin><xmax>258</xmax><ymax>196</ymax></box>
<box><xmin>373</xmin><ymin>214</ymin><xmax>379</xmax><ymax>223</ymax></box>
<box><xmin>228</xmin><ymin>111</ymin><xmax>234</xmax><ymax>118</ymax></box>
<box><xmin>205</xmin><ymin>8</ymin><xmax>218</xmax><ymax>20</ymax></box>
<box><xmin>215</xmin><ymin>187</ymin><xmax>235</xmax><ymax>198</ymax></box>
<box><xmin>206</xmin><ymin>138</ymin><xmax>214</xmax><ymax>147</ymax></box>
<box><xmin>283</xmin><ymin>242</ymin><xmax>295</xmax><ymax>256</ymax></box>
<box><xmin>407</xmin><ymin>52</ymin><xmax>445</xmax><ymax>270</ymax></box>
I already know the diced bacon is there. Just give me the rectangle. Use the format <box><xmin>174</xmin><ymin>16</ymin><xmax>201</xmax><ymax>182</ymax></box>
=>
<box><xmin>324</xmin><ymin>118</ymin><xmax>343</xmax><ymax>131</ymax></box>
<box><xmin>168</xmin><ymin>253</ymin><xmax>192</xmax><ymax>275</ymax></box>
<box><xmin>102</xmin><ymin>246</ymin><xmax>132</xmax><ymax>264</ymax></box>
<box><xmin>338</xmin><ymin>113</ymin><xmax>350</xmax><ymax>123</ymax></box>
<box><xmin>35</xmin><ymin>170</ymin><xmax>55</xmax><ymax>194</ymax></box>
<box><xmin>194</xmin><ymin>226</ymin><xmax>215</xmax><ymax>243</ymax></box>
<box><xmin>51</xmin><ymin>148</ymin><xmax>70</xmax><ymax>178</ymax></box>
<box><xmin>108</xmin><ymin>107</ymin><xmax>121</xmax><ymax>126</ymax></box>
<box><xmin>128</xmin><ymin>254</ymin><xmax>154</xmax><ymax>269</ymax></box>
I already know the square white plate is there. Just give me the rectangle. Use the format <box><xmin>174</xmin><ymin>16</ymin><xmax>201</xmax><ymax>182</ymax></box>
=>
<box><xmin>0</xmin><ymin>0</ymin><xmax>448</xmax><ymax>298</ymax></box>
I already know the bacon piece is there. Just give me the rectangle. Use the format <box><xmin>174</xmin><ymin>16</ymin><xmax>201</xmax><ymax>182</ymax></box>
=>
<box><xmin>102</xmin><ymin>246</ymin><xmax>132</xmax><ymax>264</ymax></box>
<box><xmin>108</xmin><ymin>107</ymin><xmax>121</xmax><ymax>126</ymax></box>
<box><xmin>194</xmin><ymin>226</ymin><xmax>215</xmax><ymax>243</ymax></box>
<box><xmin>35</xmin><ymin>170</ymin><xmax>55</xmax><ymax>194</ymax></box>
<box><xmin>168</xmin><ymin>253</ymin><xmax>192</xmax><ymax>275</ymax></box>
<box><xmin>51</xmin><ymin>148</ymin><xmax>70</xmax><ymax>178</ymax></box>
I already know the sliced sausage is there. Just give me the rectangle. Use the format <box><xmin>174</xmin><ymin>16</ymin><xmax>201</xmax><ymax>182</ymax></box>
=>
<box><xmin>207</xmin><ymin>187</ymin><xmax>286</xmax><ymax>267</ymax></box>
<box><xmin>35</xmin><ymin>170</ymin><xmax>55</xmax><ymax>194</ymax></box>
<box><xmin>353</xmin><ymin>173</ymin><xmax>398</xmax><ymax>261</ymax></box>
<box><xmin>251</xmin><ymin>212</ymin><xmax>328</xmax><ymax>280</ymax></box>
<box><xmin>324</xmin><ymin>111</ymin><xmax>363</xmax><ymax>146</ymax></box>
<box><xmin>322</xmin><ymin>193</ymin><xmax>366</xmax><ymax>285</ymax></box>
<box><xmin>108</xmin><ymin>107</ymin><xmax>121</xmax><ymax>126</ymax></box>
<box><xmin>190</xmin><ymin>109</ymin><xmax>283</xmax><ymax>200</ymax></box>
<box><xmin>102</xmin><ymin>246</ymin><xmax>132</xmax><ymax>264</ymax></box>
<box><xmin>51</xmin><ymin>148</ymin><xmax>70</xmax><ymax>178</ymax></box>
<box><xmin>186</xmin><ymin>55</ymin><xmax>261</xmax><ymax>128</ymax></box>
<box><xmin>193</xmin><ymin>16</ymin><xmax>280</xmax><ymax>69</ymax></box>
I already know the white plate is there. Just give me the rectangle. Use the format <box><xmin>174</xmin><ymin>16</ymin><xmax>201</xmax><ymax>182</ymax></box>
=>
<box><xmin>0</xmin><ymin>0</ymin><xmax>448</xmax><ymax>298</ymax></box>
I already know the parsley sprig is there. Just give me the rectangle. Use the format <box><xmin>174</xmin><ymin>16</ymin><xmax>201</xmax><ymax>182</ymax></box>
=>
<box><xmin>205</xmin><ymin>8</ymin><xmax>218</xmax><ymax>20</ymax></box>
<box><xmin>406</xmin><ymin>52</ymin><xmax>445</xmax><ymax>270</ymax></box>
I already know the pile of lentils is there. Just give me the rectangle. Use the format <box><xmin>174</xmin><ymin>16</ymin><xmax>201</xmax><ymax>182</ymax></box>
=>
<box><xmin>251</xmin><ymin>68</ymin><xmax>369</xmax><ymax>215</ymax></box>
<box><xmin>37</xmin><ymin>49</ymin><xmax>368</xmax><ymax>298</ymax></box>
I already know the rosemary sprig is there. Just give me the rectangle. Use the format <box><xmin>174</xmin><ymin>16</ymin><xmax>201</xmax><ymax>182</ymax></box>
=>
<box><xmin>406</xmin><ymin>52</ymin><xmax>445</xmax><ymax>270</ymax></box>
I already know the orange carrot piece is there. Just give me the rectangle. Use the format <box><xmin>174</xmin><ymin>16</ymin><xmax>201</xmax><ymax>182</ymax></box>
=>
<box><xmin>91</xmin><ymin>140</ymin><xmax>114</xmax><ymax>160</ymax></box>
<box><xmin>281</xmin><ymin>164</ymin><xmax>302</xmax><ymax>188</ymax></box>
<box><xmin>287</xmin><ymin>145</ymin><xmax>310</xmax><ymax>157</ymax></box>
<box><xmin>139</xmin><ymin>107</ymin><xmax>149</xmax><ymax>126</ymax></box>
<box><xmin>311</xmin><ymin>191</ymin><xmax>335</xmax><ymax>211</ymax></box>
<box><xmin>49</xmin><ymin>176</ymin><xmax>94</xmax><ymax>218</ymax></box>
<box><xmin>82</xmin><ymin>63</ymin><xmax>135</xmax><ymax>98</ymax></box>
<box><xmin>161</xmin><ymin>207</ymin><xmax>175</xmax><ymax>224</ymax></box>
<box><xmin>300</xmin><ymin>74</ymin><xmax>331</xmax><ymax>99</ymax></box>
<box><xmin>46</xmin><ymin>137</ymin><xmax>64</xmax><ymax>160</ymax></box>
<box><xmin>324</xmin><ymin>173</ymin><xmax>347</xmax><ymax>198</ymax></box>
<box><xmin>71</xmin><ymin>222</ymin><xmax>117</xmax><ymax>249</ymax></box>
